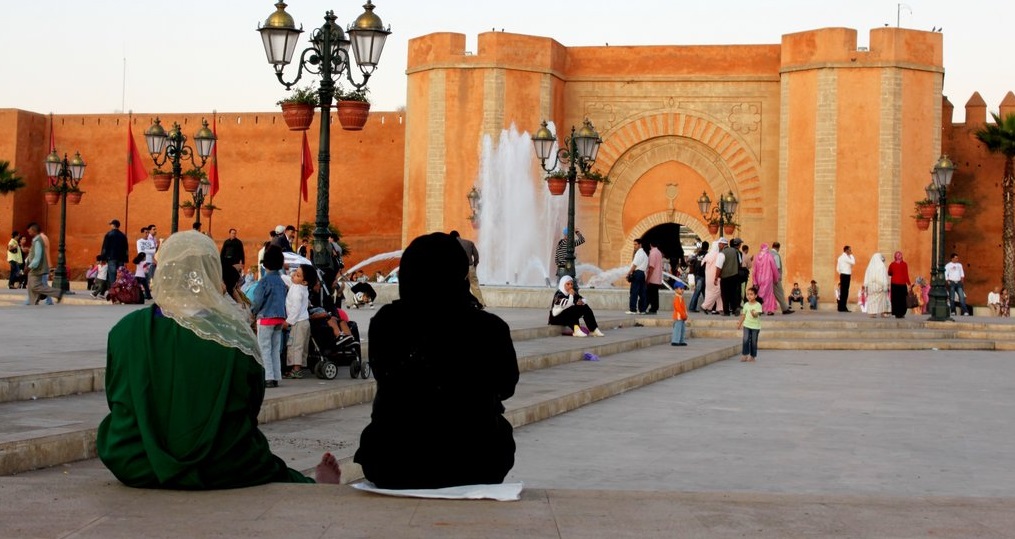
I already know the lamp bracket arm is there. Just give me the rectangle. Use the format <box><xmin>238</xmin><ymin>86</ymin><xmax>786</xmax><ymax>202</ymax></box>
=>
<box><xmin>275</xmin><ymin>46</ymin><xmax>320</xmax><ymax>90</ymax></box>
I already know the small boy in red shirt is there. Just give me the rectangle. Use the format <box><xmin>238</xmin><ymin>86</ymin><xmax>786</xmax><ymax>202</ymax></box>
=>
<box><xmin>671</xmin><ymin>281</ymin><xmax>689</xmax><ymax>346</ymax></box>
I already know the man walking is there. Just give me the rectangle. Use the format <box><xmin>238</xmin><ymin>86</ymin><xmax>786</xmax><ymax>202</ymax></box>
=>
<box><xmin>645</xmin><ymin>240</ymin><xmax>664</xmax><ymax>314</ymax></box>
<box><xmin>100</xmin><ymin>219</ymin><xmax>129</xmax><ymax>290</ymax></box>
<box><xmin>24</xmin><ymin>223</ymin><xmax>62</xmax><ymax>305</ymax></box>
<box><xmin>271</xmin><ymin>225</ymin><xmax>296</xmax><ymax>253</ymax></box>
<box><xmin>221</xmin><ymin>228</ymin><xmax>246</xmax><ymax>271</ymax></box>
<box><xmin>944</xmin><ymin>253</ymin><xmax>968</xmax><ymax>316</ymax></box>
<box><xmin>450</xmin><ymin>230</ymin><xmax>484</xmax><ymax>308</ymax></box>
<box><xmin>626</xmin><ymin>239</ymin><xmax>649</xmax><ymax>314</ymax></box>
<box><xmin>687</xmin><ymin>242</ymin><xmax>708</xmax><ymax>312</ymax></box>
<box><xmin>771</xmin><ymin>242</ymin><xmax>793</xmax><ymax>314</ymax></box>
<box><xmin>8</xmin><ymin>231</ymin><xmax>22</xmax><ymax>289</ymax></box>
<box><xmin>836</xmin><ymin>245</ymin><xmax>855</xmax><ymax>312</ymax></box>
<box><xmin>717</xmin><ymin>238</ymin><xmax>743</xmax><ymax>316</ymax></box>
<box><xmin>135</xmin><ymin>226</ymin><xmax>155</xmax><ymax>300</ymax></box>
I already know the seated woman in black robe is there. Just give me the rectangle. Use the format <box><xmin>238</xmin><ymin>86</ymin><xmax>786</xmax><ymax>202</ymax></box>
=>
<box><xmin>354</xmin><ymin>232</ymin><xmax>519</xmax><ymax>489</ymax></box>
<box><xmin>548</xmin><ymin>275</ymin><xmax>605</xmax><ymax>337</ymax></box>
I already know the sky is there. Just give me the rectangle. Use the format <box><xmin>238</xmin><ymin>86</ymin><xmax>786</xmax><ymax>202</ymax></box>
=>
<box><xmin>3</xmin><ymin>0</ymin><xmax>1012</xmax><ymax>122</ymax></box>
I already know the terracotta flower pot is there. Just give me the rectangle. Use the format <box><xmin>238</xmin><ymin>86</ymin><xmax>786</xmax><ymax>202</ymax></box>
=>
<box><xmin>918</xmin><ymin>204</ymin><xmax>937</xmax><ymax>219</ymax></box>
<box><xmin>947</xmin><ymin>203</ymin><xmax>966</xmax><ymax>218</ymax></box>
<box><xmin>577</xmin><ymin>178</ymin><xmax>598</xmax><ymax>197</ymax></box>
<box><xmin>708</xmin><ymin>223</ymin><xmax>720</xmax><ymax>235</ymax></box>
<box><xmin>181</xmin><ymin>177</ymin><xmax>201</xmax><ymax>193</ymax></box>
<box><xmin>153</xmin><ymin>173</ymin><xmax>173</xmax><ymax>192</ymax></box>
<box><xmin>181</xmin><ymin>206</ymin><xmax>196</xmax><ymax>218</ymax></box>
<box><xmin>66</xmin><ymin>191</ymin><xmax>83</xmax><ymax>205</ymax></box>
<box><xmin>200</xmin><ymin>207</ymin><xmax>214</xmax><ymax>218</ymax></box>
<box><xmin>546</xmin><ymin>177</ymin><xmax>566</xmax><ymax>196</ymax></box>
<box><xmin>280</xmin><ymin>103</ymin><xmax>315</xmax><ymax>131</ymax></box>
<box><xmin>336</xmin><ymin>101</ymin><xmax>370</xmax><ymax>131</ymax></box>
<box><xmin>723</xmin><ymin>224</ymin><xmax>736</xmax><ymax>235</ymax></box>
<box><xmin>916</xmin><ymin>217</ymin><xmax>930</xmax><ymax>230</ymax></box>
<box><xmin>44</xmin><ymin>191</ymin><xmax>60</xmax><ymax>205</ymax></box>
<box><xmin>944</xmin><ymin>221</ymin><xmax>954</xmax><ymax>232</ymax></box>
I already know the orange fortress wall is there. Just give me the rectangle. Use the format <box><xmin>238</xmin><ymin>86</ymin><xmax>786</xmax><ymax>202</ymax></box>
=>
<box><xmin>2</xmin><ymin>26</ymin><xmax>1011</xmax><ymax>305</ymax></box>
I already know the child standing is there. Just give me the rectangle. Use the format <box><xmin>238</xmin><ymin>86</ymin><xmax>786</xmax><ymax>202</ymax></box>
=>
<box><xmin>737</xmin><ymin>285</ymin><xmax>762</xmax><ymax>362</ymax></box>
<box><xmin>91</xmin><ymin>256</ymin><xmax>109</xmax><ymax>298</ymax></box>
<box><xmin>284</xmin><ymin>264</ymin><xmax>312</xmax><ymax>379</ymax></box>
<box><xmin>251</xmin><ymin>246</ymin><xmax>287</xmax><ymax>388</ymax></box>
<box><xmin>132</xmin><ymin>252</ymin><xmax>152</xmax><ymax>301</ymax></box>
<box><xmin>670</xmin><ymin>281</ymin><xmax>689</xmax><ymax>346</ymax></box>
<box><xmin>909</xmin><ymin>284</ymin><xmax>924</xmax><ymax>315</ymax></box>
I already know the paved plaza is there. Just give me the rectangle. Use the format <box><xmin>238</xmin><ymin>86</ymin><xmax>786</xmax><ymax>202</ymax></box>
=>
<box><xmin>2</xmin><ymin>288</ymin><xmax>1015</xmax><ymax>537</ymax></box>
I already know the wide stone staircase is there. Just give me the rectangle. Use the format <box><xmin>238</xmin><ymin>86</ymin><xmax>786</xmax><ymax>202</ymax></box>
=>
<box><xmin>5</xmin><ymin>309</ymin><xmax>1015</xmax><ymax>483</ymax></box>
<box><xmin>0</xmin><ymin>316</ymin><xmax>737</xmax><ymax>481</ymax></box>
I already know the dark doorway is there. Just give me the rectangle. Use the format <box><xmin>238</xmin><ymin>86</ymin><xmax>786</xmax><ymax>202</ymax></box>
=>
<box><xmin>640</xmin><ymin>223</ymin><xmax>686</xmax><ymax>270</ymax></box>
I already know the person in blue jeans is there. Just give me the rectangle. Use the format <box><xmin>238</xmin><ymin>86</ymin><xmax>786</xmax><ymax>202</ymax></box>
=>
<box><xmin>687</xmin><ymin>242</ymin><xmax>708</xmax><ymax>312</ymax></box>
<box><xmin>737</xmin><ymin>286</ymin><xmax>762</xmax><ymax>362</ymax></box>
<box><xmin>625</xmin><ymin>239</ymin><xmax>649</xmax><ymax>314</ymax></box>
<box><xmin>251</xmin><ymin>245</ymin><xmax>288</xmax><ymax>387</ymax></box>
<box><xmin>944</xmin><ymin>253</ymin><xmax>968</xmax><ymax>316</ymax></box>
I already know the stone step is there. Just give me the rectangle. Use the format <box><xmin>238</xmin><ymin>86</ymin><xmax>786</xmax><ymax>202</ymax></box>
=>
<box><xmin>690</xmin><ymin>328</ymin><xmax>960</xmax><ymax>340</ymax></box>
<box><xmin>0</xmin><ymin>316</ymin><xmax>640</xmax><ymax>404</ymax></box>
<box><xmin>0</xmin><ymin>325</ymin><xmax>671</xmax><ymax>475</ymax></box>
<box><xmin>124</xmin><ymin>341</ymin><xmax>742</xmax><ymax>483</ymax></box>
<box><xmin>757</xmin><ymin>338</ymin><xmax>997</xmax><ymax>351</ymax></box>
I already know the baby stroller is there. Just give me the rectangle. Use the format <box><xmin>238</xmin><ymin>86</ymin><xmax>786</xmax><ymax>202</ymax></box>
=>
<box><xmin>306</xmin><ymin>317</ymin><xmax>369</xmax><ymax>380</ymax></box>
<box><xmin>340</xmin><ymin>279</ymin><xmax>377</xmax><ymax>309</ymax></box>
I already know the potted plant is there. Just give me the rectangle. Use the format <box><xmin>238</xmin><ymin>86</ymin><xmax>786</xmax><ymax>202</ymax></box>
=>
<box><xmin>335</xmin><ymin>85</ymin><xmax>370</xmax><ymax>131</ymax></box>
<box><xmin>915</xmin><ymin>199</ymin><xmax>937</xmax><ymax>219</ymax></box>
<box><xmin>277</xmin><ymin>85</ymin><xmax>318</xmax><ymax>131</ymax></box>
<box><xmin>944</xmin><ymin>215</ymin><xmax>959</xmax><ymax>232</ymax></box>
<box><xmin>947</xmin><ymin>198</ymin><xmax>971</xmax><ymax>219</ymax></box>
<box><xmin>181</xmin><ymin>169</ymin><xmax>206</xmax><ymax>193</ymax></box>
<box><xmin>707</xmin><ymin>217</ymin><xmax>720</xmax><ymax>235</ymax></box>
<box><xmin>200</xmin><ymin>203</ymin><xmax>218</xmax><ymax>218</ymax></box>
<box><xmin>545</xmin><ymin>170</ymin><xmax>568</xmax><ymax>196</ymax></box>
<box><xmin>577</xmin><ymin>169</ymin><xmax>608</xmax><ymax>197</ymax></box>
<box><xmin>180</xmin><ymin>200</ymin><xmax>196</xmax><ymax>218</ymax></box>
<box><xmin>43</xmin><ymin>186</ymin><xmax>61</xmax><ymax>205</ymax></box>
<box><xmin>913</xmin><ymin>212</ymin><xmax>931</xmax><ymax>231</ymax></box>
<box><xmin>66</xmin><ymin>187</ymin><xmax>84</xmax><ymax>205</ymax></box>
<box><xmin>723</xmin><ymin>221</ymin><xmax>738</xmax><ymax>236</ymax></box>
<box><xmin>152</xmin><ymin>168</ymin><xmax>173</xmax><ymax>191</ymax></box>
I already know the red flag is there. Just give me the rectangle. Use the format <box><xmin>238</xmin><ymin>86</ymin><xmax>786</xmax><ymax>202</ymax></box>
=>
<box><xmin>300</xmin><ymin>131</ymin><xmax>313</xmax><ymax>202</ymax></box>
<box><xmin>208</xmin><ymin>114</ymin><xmax>220</xmax><ymax>197</ymax></box>
<box><xmin>126</xmin><ymin>123</ymin><xmax>148</xmax><ymax>195</ymax></box>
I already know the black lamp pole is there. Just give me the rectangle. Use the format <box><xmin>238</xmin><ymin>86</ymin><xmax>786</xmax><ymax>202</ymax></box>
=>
<box><xmin>43</xmin><ymin>151</ymin><xmax>85</xmax><ymax>293</ymax></box>
<box><xmin>697</xmin><ymin>190</ymin><xmax>739</xmax><ymax>240</ymax></box>
<box><xmin>258</xmin><ymin>1</ymin><xmax>391</xmax><ymax>273</ymax></box>
<box><xmin>144</xmin><ymin>119</ymin><xmax>216</xmax><ymax>234</ymax></box>
<box><xmin>927</xmin><ymin>155</ymin><xmax>956</xmax><ymax>321</ymax></box>
<box><xmin>531</xmin><ymin>119</ymin><xmax>603</xmax><ymax>279</ymax></box>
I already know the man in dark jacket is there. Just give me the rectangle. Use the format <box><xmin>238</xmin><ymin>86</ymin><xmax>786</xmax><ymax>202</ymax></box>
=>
<box><xmin>220</xmin><ymin>228</ymin><xmax>246</xmax><ymax>271</ymax></box>
<box><xmin>100</xmin><ymin>219</ymin><xmax>129</xmax><ymax>289</ymax></box>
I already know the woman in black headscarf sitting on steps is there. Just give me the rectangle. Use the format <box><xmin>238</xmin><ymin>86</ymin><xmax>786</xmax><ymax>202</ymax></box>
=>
<box><xmin>354</xmin><ymin>232</ymin><xmax>519</xmax><ymax>489</ymax></box>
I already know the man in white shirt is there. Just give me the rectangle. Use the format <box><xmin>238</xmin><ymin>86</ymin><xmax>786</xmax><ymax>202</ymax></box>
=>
<box><xmin>626</xmin><ymin>239</ymin><xmax>649</xmax><ymax>314</ymax></box>
<box><xmin>944</xmin><ymin>253</ymin><xmax>968</xmax><ymax>315</ymax></box>
<box><xmin>836</xmin><ymin>245</ymin><xmax>855</xmax><ymax>312</ymax></box>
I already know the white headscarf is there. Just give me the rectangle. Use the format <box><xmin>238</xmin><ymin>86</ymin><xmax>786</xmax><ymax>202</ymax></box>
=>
<box><xmin>152</xmin><ymin>231</ymin><xmax>263</xmax><ymax>364</ymax></box>
<box><xmin>557</xmin><ymin>275</ymin><xmax>575</xmax><ymax>297</ymax></box>
<box><xmin>863</xmin><ymin>252</ymin><xmax>889</xmax><ymax>293</ymax></box>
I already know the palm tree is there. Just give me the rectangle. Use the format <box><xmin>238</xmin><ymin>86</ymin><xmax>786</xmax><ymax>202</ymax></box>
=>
<box><xmin>975</xmin><ymin>112</ymin><xmax>1015</xmax><ymax>296</ymax></box>
<box><xmin>0</xmin><ymin>160</ymin><xmax>25</xmax><ymax>195</ymax></box>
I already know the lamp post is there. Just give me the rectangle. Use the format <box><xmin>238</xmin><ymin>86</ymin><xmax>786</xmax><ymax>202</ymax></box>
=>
<box><xmin>145</xmin><ymin>118</ymin><xmax>216</xmax><ymax>234</ymax></box>
<box><xmin>257</xmin><ymin>0</ymin><xmax>391</xmax><ymax>272</ymax></box>
<box><xmin>192</xmin><ymin>180</ymin><xmax>210</xmax><ymax>230</ymax></box>
<box><xmin>927</xmin><ymin>155</ymin><xmax>956</xmax><ymax>321</ymax></box>
<box><xmin>467</xmin><ymin>186</ymin><xmax>481</xmax><ymax>228</ymax></box>
<box><xmin>531</xmin><ymin>119</ymin><xmax>603</xmax><ymax>279</ymax></box>
<box><xmin>43</xmin><ymin>150</ymin><xmax>86</xmax><ymax>293</ymax></box>
<box><xmin>697</xmin><ymin>190</ymin><xmax>739</xmax><ymax>238</ymax></box>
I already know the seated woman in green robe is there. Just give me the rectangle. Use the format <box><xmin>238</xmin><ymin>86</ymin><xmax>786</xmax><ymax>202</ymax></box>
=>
<box><xmin>96</xmin><ymin>231</ymin><xmax>341</xmax><ymax>489</ymax></box>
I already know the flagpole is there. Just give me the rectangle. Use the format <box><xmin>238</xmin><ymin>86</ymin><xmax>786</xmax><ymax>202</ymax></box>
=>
<box><xmin>124</xmin><ymin>113</ymin><xmax>132</xmax><ymax>234</ymax></box>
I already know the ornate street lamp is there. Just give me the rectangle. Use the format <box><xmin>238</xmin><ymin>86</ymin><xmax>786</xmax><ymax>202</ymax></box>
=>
<box><xmin>257</xmin><ymin>0</ymin><xmax>391</xmax><ymax>272</ymax></box>
<box><xmin>145</xmin><ymin>118</ymin><xmax>217</xmax><ymax>233</ymax></box>
<box><xmin>192</xmin><ymin>180</ymin><xmax>211</xmax><ymax>230</ymax></box>
<box><xmin>531</xmin><ymin>119</ymin><xmax>602</xmax><ymax>279</ymax></box>
<box><xmin>927</xmin><ymin>155</ymin><xmax>955</xmax><ymax>321</ymax></box>
<box><xmin>467</xmin><ymin>186</ymin><xmax>481</xmax><ymax>228</ymax></box>
<box><xmin>697</xmin><ymin>190</ymin><xmax>739</xmax><ymax>237</ymax></box>
<box><xmin>43</xmin><ymin>150</ymin><xmax>86</xmax><ymax>293</ymax></box>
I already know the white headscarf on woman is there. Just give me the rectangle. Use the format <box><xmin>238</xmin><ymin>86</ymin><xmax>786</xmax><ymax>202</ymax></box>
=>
<box><xmin>151</xmin><ymin>231</ymin><xmax>262</xmax><ymax>364</ymax></box>
<box><xmin>863</xmin><ymin>252</ymin><xmax>889</xmax><ymax>292</ymax></box>
<box><xmin>557</xmin><ymin>275</ymin><xmax>575</xmax><ymax>297</ymax></box>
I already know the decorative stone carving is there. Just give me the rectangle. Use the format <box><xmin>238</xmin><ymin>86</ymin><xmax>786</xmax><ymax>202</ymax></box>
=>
<box><xmin>728</xmin><ymin>103</ymin><xmax>761</xmax><ymax>135</ymax></box>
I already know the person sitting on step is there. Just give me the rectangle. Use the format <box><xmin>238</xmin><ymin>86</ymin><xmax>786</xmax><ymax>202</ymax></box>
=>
<box><xmin>547</xmin><ymin>275</ymin><xmax>605</xmax><ymax>337</ymax></box>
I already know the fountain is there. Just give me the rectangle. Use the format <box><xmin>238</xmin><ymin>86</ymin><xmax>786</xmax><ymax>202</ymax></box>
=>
<box><xmin>476</xmin><ymin>123</ymin><xmax>568</xmax><ymax>286</ymax></box>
